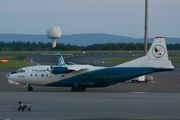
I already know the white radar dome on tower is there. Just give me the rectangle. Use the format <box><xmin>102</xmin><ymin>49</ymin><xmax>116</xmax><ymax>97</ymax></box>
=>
<box><xmin>47</xmin><ymin>26</ymin><xmax>62</xmax><ymax>48</ymax></box>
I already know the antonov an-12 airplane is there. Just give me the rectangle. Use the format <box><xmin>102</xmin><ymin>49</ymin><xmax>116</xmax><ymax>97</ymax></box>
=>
<box><xmin>6</xmin><ymin>36</ymin><xmax>174</xmax><ymax>91</ymax></box>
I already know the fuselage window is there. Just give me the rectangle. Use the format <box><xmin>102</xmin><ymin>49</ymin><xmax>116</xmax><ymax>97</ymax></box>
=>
<box><xmin>30</xmin><ymin>74</ymin><xmax>32</xmax><ymax>76</ymax></box>
<box><xmin>46</xmin><ymin>74</ymin><xmax>48</xmax><ymax>77</ymax></box>
<box><xmin>35</xmin><ymin>74</ymin><xmax>37</xmax><ymax>76</ymax></box>
<box><xmin>42</xmin><ymin>74</ymin><xmax>44</xmax><ymax>77</ymax></box>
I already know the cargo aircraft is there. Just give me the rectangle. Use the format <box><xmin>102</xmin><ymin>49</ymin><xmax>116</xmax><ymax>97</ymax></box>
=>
<box><xmin>6</xmin><ymin>36</ymin><xmax>174</xmax><ymax>91</ymax></box>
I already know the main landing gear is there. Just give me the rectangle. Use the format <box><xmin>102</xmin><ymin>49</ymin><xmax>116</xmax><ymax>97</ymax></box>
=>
<box><xmin>27</xmin><ymin>84</ymin><xmax>33</xmax><ymax>91</ymax></box>
<box><xmin>71</xmin><ymin>86</ymin><xmax>86</xmax><ymax>92</ymax></box>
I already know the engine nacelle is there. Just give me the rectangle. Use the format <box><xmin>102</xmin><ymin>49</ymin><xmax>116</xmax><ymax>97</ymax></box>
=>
<box><xmin>51</xmin><ymin>66</ymin><xmax>72</xmax><ymax>74</ymax></box>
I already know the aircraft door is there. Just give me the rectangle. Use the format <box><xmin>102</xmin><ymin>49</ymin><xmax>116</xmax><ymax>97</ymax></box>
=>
<box><xmin>89</xmin><ymin>73</ymin><xmax>104</xmax><ymax>87</ymax></box>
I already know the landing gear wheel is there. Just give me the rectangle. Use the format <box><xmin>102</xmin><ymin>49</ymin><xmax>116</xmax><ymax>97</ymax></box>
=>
<box><xmin>71</xmin><ymin>86</ymin><xmax>86</xmax><ymax>92</ymax></box>
<box><xmin>71</xmin><ymin>86</ymin><xmax>78</xmax><ymax>92</ymax></box>
<box><xmin>28</xmin><ymin>86</ymin><xmax>33</xmax><ymax>91</ymax></box>
<box><xmin>78</xmin><ymin>86</ymin><xmax>86</xmax><ymax>92</ymax></box>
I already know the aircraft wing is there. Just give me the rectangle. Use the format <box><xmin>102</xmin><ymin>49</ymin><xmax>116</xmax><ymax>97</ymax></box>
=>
<box><xmin>67</xmin><ymin>65</ymin><xmax>89</xmax><ymax>71</ymax></box>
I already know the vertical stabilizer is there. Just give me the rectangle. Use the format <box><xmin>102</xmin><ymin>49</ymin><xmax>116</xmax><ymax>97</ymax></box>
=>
<box><xmin>146</xmin><ymin>36</ymin><xmax>168</xmax><ymax>61</ymax></box>
<box><xmin>55</xmin><ymin>54</ymin><xmax>66</xmax><ymax>67</ymax></box>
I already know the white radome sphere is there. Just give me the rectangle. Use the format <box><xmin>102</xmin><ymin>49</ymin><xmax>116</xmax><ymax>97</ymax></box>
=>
<box><xmin>47</xmin><ymin>26</ymin><xmax>62</xmax><ymax>38</ymax></box>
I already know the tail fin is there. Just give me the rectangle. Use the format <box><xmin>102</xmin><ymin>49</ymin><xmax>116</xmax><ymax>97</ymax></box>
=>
<box><xmin>116</xmin><ymin>36</ymin><xmax>174</xmax><ymax>70</ymax></box>
<box><xmin>55</xmin><ymin>53</ymin><xmax>73</xmax><ymax>66</ymax></box>
<box><xmin>55</xmin><ymin>54</ymin><xmax>66</xmax><ymax>67</ymax></box>
<box><xmin>146</xmin><ymin>36</ymin><xmax>168</xmax><ymax>61</ymax></box>
<box><xmin>41</xmin><ymin>53</ymin><xmax>69</xmax><ymax>67</ymax></box>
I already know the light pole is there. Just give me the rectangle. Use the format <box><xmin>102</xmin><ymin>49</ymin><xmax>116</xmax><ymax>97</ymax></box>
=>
<box><xmin>144</xmin><ymin>0</ymin><xmax>148</xmax><ymax>55</ymax></box>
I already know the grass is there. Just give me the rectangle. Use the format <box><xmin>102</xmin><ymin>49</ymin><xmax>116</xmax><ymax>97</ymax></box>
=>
<box><xmin>169</xmin><ymin>54</ymin><xmax>180</xmax><ymax>63</ymax></box>
<box><xmin>104</xmin><ymin>56</ymin><xmax>138</xmax><ymax>63</ymax></box>
<box><xmin>0</xmin><ymin>50</ymin><xmax>144</xmax><ymax>54</ymax></box>
<box><xmin>104</xmin><ymin>56</ymin><xmax>180</xmax><ymax>63</ymax></box>
<box><xmin>0</xmin><ymin>50</ymin><xmax>179</xmax><ymax>68</ymax></box>
<box><xmin>0</xmin><ymin>56</ymin><xmax>30</xmax><ymax>69</ymax></box>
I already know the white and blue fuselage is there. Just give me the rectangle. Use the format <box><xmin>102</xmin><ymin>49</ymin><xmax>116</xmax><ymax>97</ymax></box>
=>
<box><xmin>6</xmin><ymin>37</ymin><xmax>174</xmax><ymax>91</ymax></box>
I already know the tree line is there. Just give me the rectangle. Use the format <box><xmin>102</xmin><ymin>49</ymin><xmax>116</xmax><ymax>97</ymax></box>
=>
<box><xmin>0</xmin><ymin>41</ymin><xmax>180</xmax><ymax>51</ymax></box>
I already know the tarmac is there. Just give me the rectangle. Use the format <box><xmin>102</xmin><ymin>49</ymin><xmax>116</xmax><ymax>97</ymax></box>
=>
<box><xmin>0</xmin><ymin>52</ymin><xmax>180</xmax><ymax>120</ymax></box>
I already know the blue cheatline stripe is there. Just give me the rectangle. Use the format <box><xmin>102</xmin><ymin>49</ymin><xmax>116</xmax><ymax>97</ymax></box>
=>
<box><xmin>45</xmin><ymin>67</ymin><xmax>173</xmax><ymax>87</ymax></box>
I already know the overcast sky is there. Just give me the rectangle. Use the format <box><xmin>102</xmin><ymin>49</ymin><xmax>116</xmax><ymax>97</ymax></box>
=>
<box><xmin>0</xmin><ymin>0</ymin><xmax>179</xmax><ymax>38</ymax></box>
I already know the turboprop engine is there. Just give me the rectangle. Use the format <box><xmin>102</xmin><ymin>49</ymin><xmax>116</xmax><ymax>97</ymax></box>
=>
<box><xmin>49</xmin><ymin>66</ymin><xmax>72</xmax><ymax>74</ymax></box>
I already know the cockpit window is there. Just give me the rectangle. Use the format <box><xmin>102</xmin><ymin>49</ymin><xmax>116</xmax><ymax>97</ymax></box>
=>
<box><xmin>16</xmin><ymin>69</ymin><xmax>25</xmax><ymax>73</ymax></box>
<box><xmin>11</xmin><ymin>71</ymin><xmax>17</xmax><ymax>74</ymax></box>
<box><xmin>16</xmin><ymin>69</ymin><xmax>21</xmax><ymax>73</ymax></box>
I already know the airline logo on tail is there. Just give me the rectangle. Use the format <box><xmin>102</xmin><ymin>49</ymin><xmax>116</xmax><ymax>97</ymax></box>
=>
<box><xmin>152</xmin><ymin>45</ymin><xmax>165</xmax><ymax>58</ymax></box>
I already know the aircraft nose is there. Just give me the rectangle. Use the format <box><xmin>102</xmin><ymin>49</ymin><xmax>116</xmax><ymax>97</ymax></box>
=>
<box><xmin>6</xmin><ymin>73</ymin><xmax>10</xmax><ymax>79</ymax></box>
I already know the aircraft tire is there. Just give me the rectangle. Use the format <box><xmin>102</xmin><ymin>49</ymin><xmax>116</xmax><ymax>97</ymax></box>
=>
<box><xmin>71</xmin><ymin>86</ymin><xmax>78</xmax><ymax>92</ymax></box>
<box><xmin>28</xmin><ymin>86</ymin><xmax>33</xmax><ymax>91</ymax></box>
<box><xmin>78</xmin><ymin>87</ymin><xmax>83</xmax><ymax>91</ymax></box>
<box><xmin>78</xmin><ymin>86</ymin><xmax>86</xmax><ymax>92</ymax></box>
<box><xmin>71</xmin><ymin>86</ymin><xmax>86</xmax><ymax>92</ymax></box>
